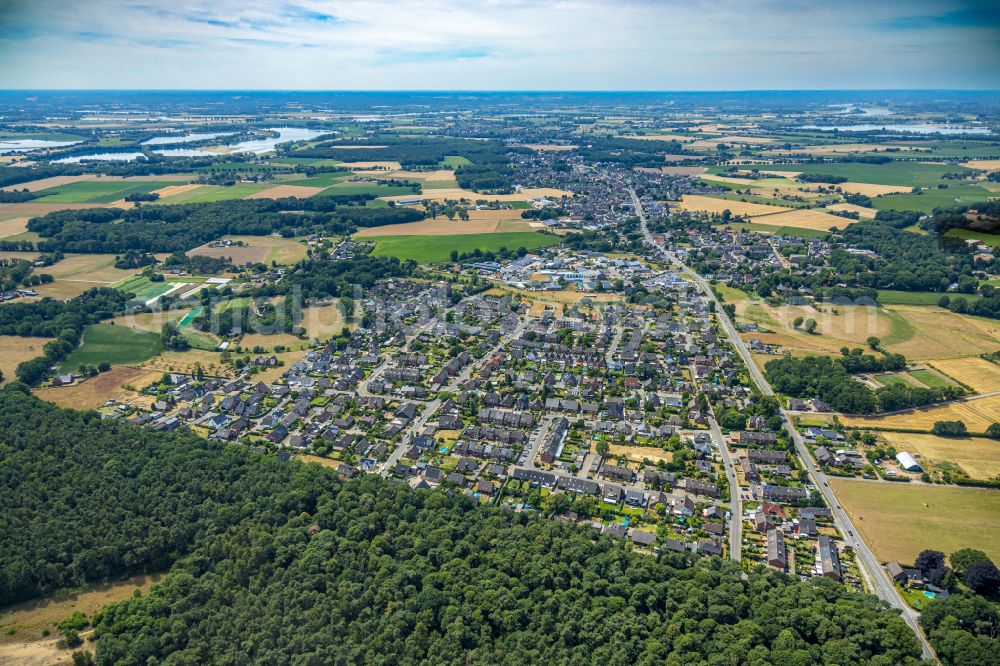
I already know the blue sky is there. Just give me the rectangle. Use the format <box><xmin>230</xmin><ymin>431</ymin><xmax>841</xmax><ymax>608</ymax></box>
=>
<box><xmin>0</xmin><ymin>0</ymin><xmax>998</xmax><ymax>89</ymax></box>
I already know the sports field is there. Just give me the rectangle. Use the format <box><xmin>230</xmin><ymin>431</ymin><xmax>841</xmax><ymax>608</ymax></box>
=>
<box><xmin>59</xmin><ymin>323</ymin><xmax>163</xmax><ymax>370</ymax></box>
<box><xmin>829</xmin><ymin>479</ymin><xmax>1000</xmax><ymax>564</ymax></box>
<box><xmin>879</xmin><ymin>431</ymin><xmax>1000</xmax><ymax>480</ymax></box>
<box><xmin>368</xmin><ymin>232</ymin><xmax>560</xmax><ymax>264</ymax></box>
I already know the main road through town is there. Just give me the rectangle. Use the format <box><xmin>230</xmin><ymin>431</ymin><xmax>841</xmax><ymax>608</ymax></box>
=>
<box><xmin>627</xmin><ymin>184</ymin><xmax>936</xmax><ymax>661</ymax></box>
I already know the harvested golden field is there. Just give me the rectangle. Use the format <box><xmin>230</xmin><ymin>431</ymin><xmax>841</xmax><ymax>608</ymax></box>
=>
<box><xmin>829</xmin><ymin>479</ymin><xmax>1000</xmax><ymax>564</ymax></box>
<box><xmin>964</xmin><ymin>159</ymin><xmax>1000</xmax><ymax>171</ymax></box>
<box><xmin>929</xmin><ymin>357</ymin><xmax>1000</xmax><ymax>393</ymax></box>
<box><xmin>839</xmin><ymin>394</ymin><xmax>1000</xmax><ymax>432</ymax></box>
<box><xmin>336</xmin><ymin>161</ymin><xmax>402</xmax><ymax>170</ymax></box>
<box><xmin>381</xmin><ymin>187</ymin><xmax>572</xmax><ymax>204</ymax></box>
<box><xmin>302</xmin><ymin>303</ymin><xmax>352</xmax><ymax>339</ymax></box>
<box><xmin>838</xmin><ymin>182</ymin><xmax>912</xmax><ymax>197</ymax></box>
<box><xmin>382</xmin><ymin>169</ymin><xmax>457</xmax><ymax>181</ymax></box>
<box><xmin>879</xmin><ymin>431</ymin><xmax>1000</xmax><ymax>480</ymax></box>
<box><xmin>636</xmin><ymin>166</ymin><xmax>707</xmax><ymax>176</ymax></box>
<box><xmin>751</xmin><ymin>208</ymin><xmax>852</xmax><ymax>231</ymax></box>
<box><xmin>109</xmin><ymin>308</ymin><xmax>190</xmax><ymax>333</ymax></box>
<box><xmin>676</xmin><ymin>195</ymin><xmax>790</xmax><ymax>217</ymax></box>
<box><xmin>622</xmin><ymin>134</ymin><xmax>695</xmax><ymax>143</ymax></box>
<box><xmin>151</xmin><ymin>183</ymin><xmax>204</xmax><ymax>200</ymax></box>
<box><xmin>516</xmin><ymin>144</ymin><xmax>577</xmax><ymax>151</ymax></box>
<box><xmin>0</xmin><ymin>216</ymin><xmax>28</xmax><ymax>238</ymax></box>
<box><xmin>0</xmin><ymin>336</ymin><xmax>53</xmax><ymax>385</ymax></box>
<box><xmin>246</xmin><ymin>184</ymin><xmax>325</xmax><ymax>199</ymax></box>
<box><xmin>239</xmin><ymin>331</ymin><xmax>309</xmax><ymax>351</ymax></box>
<box><xmin>826</xmin><ymin>202</ymin><xmax>878</xmax><ymax>218</ymax></box>
<box><xmin>608</xmin><ymin>444</ymin><xmax>673</xmax><ymax>465</ymax></box>
<box><xmin>0</xmin><ymin>572</ymin><xmax>164</xmax><ymax>647</ymax></box>
<box><xmin>188</xmin><ymin>235</ymin><xmax>307</xmax><ymax>265</ymax></box>
<box><xmin>881</xmin><ymin>305</ymin><xmax>1000</xmax><ymax>361</ymax></box>
<box><xmin>45</xmin><ymin>253</ymin><xmax>141</xmax><ymax>282</ymax></box>
<box><xmin>699</xmin><ymin>174</ymin><xmax>759</xmax><ymax>187</ymax></box>
<box><xmin>141</xmin><ymin>348</ymin><xmax>233</xmax><ymax>377</ymax></box>
<box><xmin>0</xmin><ymin>202</ymin><xmax>109</xmax><ymax>216</ymax></box>
<box><xmin>465</xmin><ymin>209</ymin><xmax>526</xmax><ymax>221</ymax></box>
<box><xmin>355</xmin><ymin>218</ymin><xmax>501</xmax><ymax>237</ymax></box>
<box><xmin>0</xmin><ymin>174</ymin><xmax>96</xmax><ymax>192</ymax></box>
<box><xmin>36</xmin><ymin>366</ymin><xmax>164</xmax><ymax>409</ymax></box>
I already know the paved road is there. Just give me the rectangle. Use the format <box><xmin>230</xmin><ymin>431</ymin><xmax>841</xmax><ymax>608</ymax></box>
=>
<box><xmin>707</xmin><ymin>409</ymin><xmax>742</xmax><ymax>561</ymax></box>
<box><xmin>628</xmin><ymin>184</ymin><xmax>936</xmax><ymax>660</ymax></box>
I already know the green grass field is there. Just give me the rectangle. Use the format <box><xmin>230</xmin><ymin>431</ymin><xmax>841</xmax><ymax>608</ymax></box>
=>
<box><xmin>872</xmin><ymin>185</ymin><xmax>992</xmax><ymax>213</ymax></box>
<box><xmin>440</xmin><ymin>155</ymin><xmax>473</xmax><ymax>167</ymax></box>
<box><xmin>877</xmin><ymin>289</ymin><xmax>981</xmax><ymax>306</ymax></box>
<box><xmin>60</xmin><ymin>324</ymin><xmax>163</xmax><ymax>370</ymax></box>
<box><xmin>319</xmin><ymin>182</ymin><xmax>419</xmax><ymax>197</ymax></box>
<box><xmin>369</xmin><ymin>232</ymin><xmax>560</xmax><ymax>264</ymax></box>
<box><xmin>284</xmin><ymin>172</ymin><xmax>354</xmax><ymax>187</ymax></box>
<box><xmin>112</xmin><ymin>275</ymin><xmax>178</xmax><ymax>301</ymax></box>
<box><xmin>944</xmin><ymin>227</ymin><xmax>1000</xmax><ymax>247</ymax></box>
<box><xmin>908</xmin><ymin>368</ymin><xmax>956</xmax><ymax>389</ymax></box>
<box><xmin>34</xmin><ymin>181</ymin><xmax>163</xmax><ymax>203</ymax></box>
<box><xmin>153</xmin><ymin>182</ymin><xmax>272</xmax><ymax>204</ymax></box>
<box><xmin>782</xmin><ymin>161</ymin><xmax>973</xmax><ymax>187</ymax></box>
<box><xmin>874</xmin><ymin>373</ymin><xmax>910</xmax><ymax>387</ymax></box>
<box><xmin>714</xmin><ymin>222</ymin><xmax>834</xmax><ymax>239</ymax></box>
<box><xmin>215</xmin><ymin>297</ymin><xmax>252</xmax><ymax>312</ymax></box>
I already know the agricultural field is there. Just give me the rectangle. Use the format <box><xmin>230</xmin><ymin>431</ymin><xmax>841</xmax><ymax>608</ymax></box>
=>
<box><xmin>380</xmin><ymin>187</ymin><xmax>572</xmax><ymax>204</ymax></box>
<box><xmin>59</xmin><ymin>323</ymin><xmax>163</xmax><ymax>371</ymax></box>
<box><xmin>151</xmin><ymin>182</ymin><xmax>272</xmax><ymax>204</ymax></box>
<box><xmin>714</xmin><ymin>222</ymin><xmax>833</xmax><ymax>238</ymax></box>
<box><xmin>677</xmin><ymin>194</ymin><xmax>789</xmax><ymax>217</ymax></box>
<box><xmin>187</xmin><ymin>235</ymin><xmax>308</xmax><ymax>265</ymax></box>
<box><xmin>0</xmin><ymin>215</ymin><xmax>29</xmax><ymax>239</ymax></box>
<box><xmin>770</xmin><ymin>162</ymin><xmax>972</xmax><ymax>187</ymax></box>
<box><xmin>354</xmin><ymin>215</ymin><xmax>530</xmax><ymax>237</ymax></box>
<box><xmin>0</xmin><ymin>335</ymin><xmax>53</xmax><ymax>386</ymax></box>
<box><xmin>33</xmin><ymin>180</ymin><xmax>164</xmax><ymax>203</ymax></box>
<box><xmin>871</xmin><ymin>184</ymin><xmax>993</xmax><ymax>213</ymax></box>
<box><xmin>0</xmin><ymin>252</ymin><xmax>148</xmax><ymax>299</ymax></box>
<box><xmin>879</xmin><ymin>432</ymin><xmax>1000</xmax><ymax>481</ymax></box>
<box><xmin>839</xmin><ymin>394</ymin><xmax>1000</xmax><ymax>433</ymax></box>
<box><xmin>318</xmin><ymin>182</ymin><xmax>418</xmax><ymax>197</ymax></box>
<box><xmin>36</xmin><ymin>365</ymin><xmax>164</xmax><ymax>410</ymax></box>
<box><xmin>749</xmin><ymin>208</ymin><xmax>854</xmax><ymax>231</ymax></box>
<box><xmin>943</xmin><ymin>227</ymin><xmax>1000</xmax><ymax>248</ymax></box>
<box><xmin>828</xmin><ymin>479</ymin><xmax>1000</xmax><ymax>564</ymax></box>
<box><xmin>737</xmin><ymin>301</ymin><xmax>1000</xmax><ymax>361</ymax></box>
<box><xmin>368</xmin><ymin>232</ymin><xmax>560</xmax><ymax>264</ymax></box>
<box><xmin>112</xmin><ymin>274</ymin><xmax>181</xmax><ymax>302</ymax></box>
<box><xmin>928</xmin><ymin>357</ymin><xmax>1000</xmax><ymax>393</ymax></box>
<box><xmin>246</xmin><ymin>184</ymin><xmax>325</xmax><ymax>199</ymax></box>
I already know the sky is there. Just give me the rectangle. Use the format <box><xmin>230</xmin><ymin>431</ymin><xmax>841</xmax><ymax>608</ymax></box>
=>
<box><xmin>1</xmin><ymin>0</ymin><xmax>998</xmax><ymax>90</ymax></box>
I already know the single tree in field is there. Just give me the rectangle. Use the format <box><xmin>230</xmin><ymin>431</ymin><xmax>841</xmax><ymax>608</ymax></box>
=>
<box><xmin>866</xmin><ymin>336</ymin><xmax>881</xmax><ymax>350</ymax></box>
<box><xmin>804</xmin><ymin>318</ymin><xmax>817</xmax><ymax>334</ymax></box>
<box><xmin>793</xmin><ymin>316</ymin><xmax>804</xmax><ymax>328</ymax></box>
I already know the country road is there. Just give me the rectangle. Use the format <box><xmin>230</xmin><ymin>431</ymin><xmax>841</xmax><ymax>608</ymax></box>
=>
<box><xmin>627</xmin><ymin>184</ymin><xmax>937</xmax><ymax>661</ymax></box>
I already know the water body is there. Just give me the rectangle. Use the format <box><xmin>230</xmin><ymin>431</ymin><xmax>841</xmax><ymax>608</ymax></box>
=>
<box><xmin>803</xmin><ymin>123</ymin><xmax>992</xmax><ymax>135</ymax></box>
<box><xmin>141</xmin><ymin>132</ymin><xmax>237</xmax><ymax>146</ymax></box>
<box><xmin>224</xmin><ymin>127</ymin><xmax>324</xmax><ymax>154</ymax></box>
<box><xmin>0</xmin><ymin>138</ymin><xmax>83</xmax><ymax>152</ymax></box>
<box><xmin>53</xmin><ymin>152</ymin><xmax>147</xmax><ymax>164</ymax></box>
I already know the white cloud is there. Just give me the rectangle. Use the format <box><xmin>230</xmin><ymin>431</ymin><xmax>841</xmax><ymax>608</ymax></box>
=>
<box><xmin>0</xmin><ymin>0</ymin><xmax>997</xmax><ymax>88</ymax></box>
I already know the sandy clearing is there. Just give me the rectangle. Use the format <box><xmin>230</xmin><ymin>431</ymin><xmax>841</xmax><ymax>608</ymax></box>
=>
<box><xmin>608</xmin><ymin>444</ymin><xmax>673</xmax><ymax>465</ymax></box>
<box><xmin>151</xmin><ymin>183</ymin><xmax>202</xmax><ymax>199</ymax></box>
<box><xmin>826</xmin><ymin>202</ymin><xmax>878</xmax><ymax>218</ymax></box>
<box><xmin>0</xmin><ymin>217</ymin><xmax>29</xmax><ymax>238</ymax></box>
<box><xmin>964</xmin><ymin>159</ymin><xmax>1000</xmax><ymax>172</ymax></box>
<box><xmin>676</xmin><ymin>194</ymin><xmax>790</xmax><ymax>217</ymax></box>
<box><xmin>355</xmin><ymin>218</ymin><xmax>500</xmax><ymax>237</ymax></box>
<box><xmin>246</xmin><ymin>184</ymin><xmax>325</xmax><ymax>199</ymax></box>
<box><xmin>750</xmin><ymin>208</ymin><xmax>855</xmax><ymax>231</ymax></box>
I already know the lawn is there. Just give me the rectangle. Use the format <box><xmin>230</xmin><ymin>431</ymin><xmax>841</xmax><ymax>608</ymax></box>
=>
<box><xmin>871</xmin><ymin>185</ymin><xmax>992</xmax><ymax>213</ymax></box>
<box><xmin>829</xmin><ymin>479</ymin><xmax>1000</xmax><ymax>564</ymax></box>
<box><xmin>907</xmin><ymin>368</ymin><xmax>957</xmax><ymax>389</ymax></box>
<box><xmin>60</xmin><ymin>323</ymin><xmax>163</xmax><ymax>370</ymax></box>
<box><xmin>368</xmin><ymin>232</ymin><xmax>560</xmax><ymax>264</ymax></box>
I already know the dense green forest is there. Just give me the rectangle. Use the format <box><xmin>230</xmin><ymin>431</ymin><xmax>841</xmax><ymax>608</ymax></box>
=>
<box><xmin>21</xmin><ymin>200</ymin><xmax>423</xmax><ymax>254</ymax></box>
<box><xmin>0</xmin><ymin>390</ymin><xmax>926</xmax><ymax>664</ymax></box>
<box><xmin>765</xmin><ymin>352</ymin><xmax>963</xmax><ymax>414</ymax></box>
